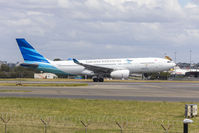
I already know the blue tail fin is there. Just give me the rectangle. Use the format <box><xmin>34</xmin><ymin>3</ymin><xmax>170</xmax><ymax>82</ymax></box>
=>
<box><xmin>16</xmin><ymin>38</ymin><xmax>49</xmax><ymax>63</ymax></box>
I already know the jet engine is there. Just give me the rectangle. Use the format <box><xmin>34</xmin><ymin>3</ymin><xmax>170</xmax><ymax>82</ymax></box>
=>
<box><xmin>110</xmin><ymin>70</ymin><xmax>130</xmax><ymax>79</ymax></box>
<box><xmin>81</xmin><ymin>70</ymin><xmax>94</xmax><ymax>75</ymax></box>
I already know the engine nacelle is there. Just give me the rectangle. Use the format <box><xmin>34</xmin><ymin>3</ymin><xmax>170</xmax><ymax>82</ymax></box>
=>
<box><xmin>81</xmin><ymin>70</ymin><xmax>94</xmax><ymax>75</ymax></box>
<box><xmin>110</xmin><ymin>70</ymin><xmax>130</xmax><ymax>79</ymax></box>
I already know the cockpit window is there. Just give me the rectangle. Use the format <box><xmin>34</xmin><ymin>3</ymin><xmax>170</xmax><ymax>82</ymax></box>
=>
<box><xmin>167</xmin><ymin>61</ymin><xmax>171</xmax><ymax>63</ymax></box>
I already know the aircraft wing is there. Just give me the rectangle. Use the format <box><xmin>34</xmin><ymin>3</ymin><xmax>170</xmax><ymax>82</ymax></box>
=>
<box><xmin>73</xmin><ymin>59</ymin><xmax>113</xmax><ymax>74</ymax></box>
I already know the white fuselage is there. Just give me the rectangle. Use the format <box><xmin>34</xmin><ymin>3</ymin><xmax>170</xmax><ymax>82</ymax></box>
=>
<box><xmin>49</xmin><ymin>57</ymin><xmax>175</xmax><ymax>76</ymax></box>
<box><xmin>15</xmin><ymin>38</ymin><xmax>176</xmax><ymax>79</ymax></box>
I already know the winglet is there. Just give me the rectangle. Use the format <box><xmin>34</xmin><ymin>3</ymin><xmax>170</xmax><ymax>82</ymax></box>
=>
<box><xmin>73</xmin><ymin>58</ymin><xmax>80</xmax><ymax>64</ymax></box>
<box><xmin>165</xmin><ymin>56</ymin><xmax>172</xmax><ymax>61</ymax></box>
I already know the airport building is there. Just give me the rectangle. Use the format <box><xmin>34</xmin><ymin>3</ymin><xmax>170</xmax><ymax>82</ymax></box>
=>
<box><xmin>34</xmin><ymin>73</ymin><xmax>58</xmax><ymax>79</ymax></box>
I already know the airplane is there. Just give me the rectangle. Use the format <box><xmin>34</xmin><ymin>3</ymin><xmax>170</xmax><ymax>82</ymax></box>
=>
<box><xmin>16</xmin><ymin>38</ymin><xmax>176</xmax><ymax>82</ymax></box>
<box><xmin>171</xmin><ymin>66</ymin><xmax>199</xmax><ymax>77</ymax></box>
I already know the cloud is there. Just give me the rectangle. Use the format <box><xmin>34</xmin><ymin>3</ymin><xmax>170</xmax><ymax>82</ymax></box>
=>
<box><xmin>1</xmin><ymin>0</ymin><xmax>199</xmax><ymax>63</ymax></box>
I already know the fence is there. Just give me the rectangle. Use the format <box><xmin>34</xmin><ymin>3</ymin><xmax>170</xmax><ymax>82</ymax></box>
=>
<box><xmin>0</xmin><ymin>113</ymin><xmax>198</xmax><ymax>133</ymax></box>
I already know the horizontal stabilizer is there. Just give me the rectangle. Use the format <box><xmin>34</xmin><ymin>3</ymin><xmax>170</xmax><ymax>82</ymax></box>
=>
<box><xmin>20</xmin><ymin>63</ymin><xmax>38</xmax><ymax>68</ymax></box>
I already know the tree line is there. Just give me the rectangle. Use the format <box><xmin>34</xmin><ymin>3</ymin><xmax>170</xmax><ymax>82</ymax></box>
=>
<box><xmin>0</xmin><ymin>64</ymin><xmax>39</xmax><ymax>78</ymax></box>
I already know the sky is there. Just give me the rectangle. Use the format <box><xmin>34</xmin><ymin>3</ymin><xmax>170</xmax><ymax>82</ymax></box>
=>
<box><xmin>1</xmin><ymin>0</ymin><xmax>199</xmax><ymax>63</ymax></box>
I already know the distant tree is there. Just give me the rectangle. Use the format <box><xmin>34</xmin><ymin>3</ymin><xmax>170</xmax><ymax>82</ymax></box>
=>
<box><xmin>0</xmin><ymin>64</ymin><xmax>39</xmax><ymax>78</ymax></box>
<box><xmin>0</xmin><ymin>64</ymin><xmax>9</xmax><ymax>72</ymax></box>
<box><xmin>14</xmin><ymin>66</ymin><xmax>39</xmax><ymax>78</ymax></box>
<box><xmin>53</xmin><ymin>58</ymin><xmax>62</xmax><ymax>61</ymax></box>
<box><xmin>0</xmin><ymin>72</ymin><xmax>8</xmax><ymax>78</ymax></box>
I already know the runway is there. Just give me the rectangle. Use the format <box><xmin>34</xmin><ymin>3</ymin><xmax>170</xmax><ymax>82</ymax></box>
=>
<box><xmin>0</xmin><ymin>81</ymin><xmax>199</xmax><ymax>102</ymax></box>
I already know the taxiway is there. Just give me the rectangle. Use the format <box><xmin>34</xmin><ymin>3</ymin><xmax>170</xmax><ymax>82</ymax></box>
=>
<box><xmin>0</xmin><ymin>81</ymin><xmax>199</xmax><ymax>101</ymax></box>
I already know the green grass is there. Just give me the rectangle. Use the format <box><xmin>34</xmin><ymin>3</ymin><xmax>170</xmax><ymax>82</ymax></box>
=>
<box><xmin>0</xmin><ymin>90</ymin><xmax>31</xmax><ymax>92</ymax></box>
<box><xmin>1</xmin><ymin>78</ymin><xmax>199</xmax><ymax>83</ymax></box>
<box><xmin>0</xmin><ymin>83</ymin><xmax>88</xmax><ymax>87</ymax></box>
<box><xmin>0</xmin><ymin>78</ymin><xmax>92</xmax><ymax>82</ymax></box>
<box><xmin>0</xmin><ymin>98</ymin><xmax>197</xmax><ymax>132</ymax></box>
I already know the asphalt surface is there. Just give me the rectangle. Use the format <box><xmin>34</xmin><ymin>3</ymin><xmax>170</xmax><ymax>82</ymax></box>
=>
<box><xmin>0</xmin><ymin>81</ymin><xmax>199</xmax><ymax>101</ymax></box>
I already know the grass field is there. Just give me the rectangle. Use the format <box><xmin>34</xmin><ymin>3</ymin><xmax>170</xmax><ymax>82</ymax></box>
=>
<box><xmin>0</xmin><ymin>83</ymin><xmax>88</xmax><ymax>87</ymax></box>
<box><xmin>0</xmin><ymin>90</ymin><xmax>32</xmax><ymax>92</ymax></box>
<box><xmin>0</xmin><ymin>78</ymin><xmax>91</xmax><ymax>82</ymax></box>
<box><xmin>0</xmin><ymin>98</ymin><xmax>198</xmax><ymax>133</ymax></box>
<box><xmin>1</xmin><ymin>78</ymin><xmax>199</xmax><ymax>83</ymax></box>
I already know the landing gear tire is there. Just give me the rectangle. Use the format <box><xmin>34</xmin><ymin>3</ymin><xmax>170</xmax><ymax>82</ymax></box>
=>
<box><xmin>93</xmin><ymin>78</ymin><xmax>99</xmax><ymax>82</ymax></box>
<box><xmin>92</xmin><ymin>77</ymin><xmax>104</xmax><ymax>82</ymax></box>
<box><xmin>98</xmin><ymin>78</ymin><xmax>104</xmax><ymax>82</ymax></box>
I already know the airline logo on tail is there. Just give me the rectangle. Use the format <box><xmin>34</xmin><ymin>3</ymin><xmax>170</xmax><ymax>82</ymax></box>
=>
<box><xmin>16</xmin><ymin>38</ymin><xmax>68</xmax><ymax>75</ymax></box>
<box><xmin>16</xmin><ymin>38</ymin><xmax>49</xmax><ymax>63</ymax></box>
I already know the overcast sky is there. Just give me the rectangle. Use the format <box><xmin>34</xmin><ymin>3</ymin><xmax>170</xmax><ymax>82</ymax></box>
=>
<box><xmin>1</xmin><ymin>0</ymin><xmax>199</xmax><ymax>63</ymax></box>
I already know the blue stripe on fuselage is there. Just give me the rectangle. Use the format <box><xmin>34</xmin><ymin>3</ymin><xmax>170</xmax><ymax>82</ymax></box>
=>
<box><xmin>25</xmin><ymin>61</ymin><xmax>69</xmax><ymax>75</ymax></box>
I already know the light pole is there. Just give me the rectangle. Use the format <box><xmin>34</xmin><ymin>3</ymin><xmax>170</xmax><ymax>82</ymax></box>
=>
<box><xmin>190</xmin><ymin>50</ymin><xmax>192</xmax><ymax>69</ymax></box>
<box><xmin>174</xmin><ymin>51</ymin><xmax>176</xmax><ymax>63</ymax></box>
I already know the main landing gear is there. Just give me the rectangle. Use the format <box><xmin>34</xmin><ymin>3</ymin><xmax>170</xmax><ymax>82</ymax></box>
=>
<box><xmin>142</xmin><ymin>73</ymin><xmax>152</xmax><ymax>80</ymax></box>
<box><xmin>92</xmin><ymin>77</ymin><xmax>104</xmax><ymax>82</ymax></box>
